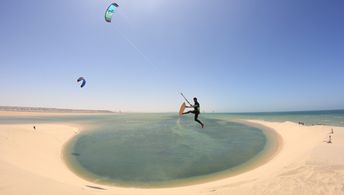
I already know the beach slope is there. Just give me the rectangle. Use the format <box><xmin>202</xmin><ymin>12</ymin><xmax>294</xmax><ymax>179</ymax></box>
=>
<box><xmin>0</xmin><ymin>118</ymin><xmax>344</xmax><ymax>194</ymax></box>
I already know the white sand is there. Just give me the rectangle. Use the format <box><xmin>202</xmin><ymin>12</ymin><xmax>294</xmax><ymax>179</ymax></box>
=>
<box><xmin>1</xmin><ymin>114</ymin><xmax>344</xmax><ymax>195</ymax></box>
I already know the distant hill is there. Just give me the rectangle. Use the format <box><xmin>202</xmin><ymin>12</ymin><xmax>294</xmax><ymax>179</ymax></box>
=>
<box><xmin>0</xmin><ymin>106</ymin><xmax>113</xmax><ymax>113</ymax></box>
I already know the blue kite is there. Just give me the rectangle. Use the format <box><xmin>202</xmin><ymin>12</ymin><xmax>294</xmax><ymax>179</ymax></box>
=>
<box><xmin>77</xmin><ymin>77</ymin><xmax>86</xmax><ymax>88</ymax></box>
<box><xmin>105</xmin><ymin>3</ymin><xmax>119</xmax><ymax>23</ymax></box>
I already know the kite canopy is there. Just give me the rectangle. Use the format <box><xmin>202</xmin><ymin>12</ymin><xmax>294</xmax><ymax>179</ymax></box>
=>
<box><xmin>105</xmin><ymin>3</ymin><xmax>119</xmax><ymax>23</ymax></box>
<box><xmin>77</xmin><ymin>77</ymin><xmax>86</xmax><ymax>88</ymax></box>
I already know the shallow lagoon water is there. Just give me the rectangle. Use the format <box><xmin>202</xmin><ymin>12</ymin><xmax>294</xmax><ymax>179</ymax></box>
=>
<box><xmin>64</xmin><ymin>114</ymin><xmax>268</xmax><ymax>187</ymax></box>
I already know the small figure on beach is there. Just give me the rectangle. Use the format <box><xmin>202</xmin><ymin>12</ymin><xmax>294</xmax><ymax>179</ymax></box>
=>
<box><xmin>328</xmin><ymin>135</ymin><xmax>332</xmax><ymax>143</ymax></box>
<box><xmin>182</xmin><ymin>97</ymin><xmax>204</xmax><ymax>128</ymax></box>
<box><xmin>323</xmin><ymin>135</ymin><xmax>332</xmax><ymax>144</ymax></box>
<box><xmin>330</xmin><ymin>128</ymin><xmax>334</xmax><ymax>134</ymax></box>
<box><xmin>33</xmin><ymin>126</ymin><xmax>36</xmax><ymax>130</ymax></box>
<box><xmin>298</xmin><ymin>121</ymin><xmax>305</xmax><ymax>125</ymax></box>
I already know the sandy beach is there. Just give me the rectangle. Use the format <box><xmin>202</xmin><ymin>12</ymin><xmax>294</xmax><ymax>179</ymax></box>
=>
<box><xmin>1</xmin><ymin>113</ymin><xmax>344</xmax><ymax>195</ymax></box>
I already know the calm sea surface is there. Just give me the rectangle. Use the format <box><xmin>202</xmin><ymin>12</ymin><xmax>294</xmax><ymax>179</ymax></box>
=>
<box><xmin>206</xmin><ymin>110</ymin><xmax>344</xmax><ymax>127</ymax></box>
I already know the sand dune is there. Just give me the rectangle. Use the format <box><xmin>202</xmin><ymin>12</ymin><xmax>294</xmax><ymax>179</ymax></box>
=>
<box><xmin>1</xmin><ymin>115</ymin><xmax>344</xmax><ymax>195</ymax></box>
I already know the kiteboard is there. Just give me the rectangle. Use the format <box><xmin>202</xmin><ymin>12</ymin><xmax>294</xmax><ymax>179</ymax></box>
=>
<box><xmin>179</xmin><ymin>102</ymin><xmax>186</xmax><ymax>117</ymax></box>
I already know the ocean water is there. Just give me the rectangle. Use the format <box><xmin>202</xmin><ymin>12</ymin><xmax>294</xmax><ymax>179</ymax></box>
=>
<box><xmin>205</xmin><ymin>109</ymin><xmax>344</xmax><ymax>127</ymax></box>
<box><xmin>1</xmin><ymin>110</ymin><xmax>343</xmax><ymax>187</ymax></box>
<box><xmin>0</xmin><ymin>110</ymin><xmax>343</xmax><ymax>127</ymax></box>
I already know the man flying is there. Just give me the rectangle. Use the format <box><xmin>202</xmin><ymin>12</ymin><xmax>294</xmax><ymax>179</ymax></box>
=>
<box><xmin>182</xmin><ymin>97</ymin><xmax>204</xmax><ymax>128</ymax></box>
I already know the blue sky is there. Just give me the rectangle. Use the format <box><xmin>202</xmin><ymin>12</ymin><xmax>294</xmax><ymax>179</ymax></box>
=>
<box><xmin>0</xmin><ymin>0</ymin><xmax>343</xmax><ymax>112</ymax></box>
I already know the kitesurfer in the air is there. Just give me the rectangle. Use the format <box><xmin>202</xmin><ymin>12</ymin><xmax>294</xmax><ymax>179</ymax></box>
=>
<box><xmin>183</xmin><ymin>97</ymin><xmax>204</xmax><ymax>128</ymax></box>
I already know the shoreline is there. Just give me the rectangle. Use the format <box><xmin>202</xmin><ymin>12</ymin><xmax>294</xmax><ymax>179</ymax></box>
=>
<box><xmin>62</xmin><ymin>119</ymin><xmax>282</xmax><ymax>188</ymax></box>
<box><xmin>1</xmin><ymin>112</ymin><xmax>344</xmax><ymax>194</ymax></box>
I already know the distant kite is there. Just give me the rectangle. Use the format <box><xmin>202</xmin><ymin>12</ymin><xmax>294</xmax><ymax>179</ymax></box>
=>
<box><xmin>77</xmin><ymin>77</ymin><xmax>86</xmax><ymax>88</ymax></box>
<box><xmin>105</xmin><ymin>3</ymin><xmax>119</xmax><ymax>23</ymax></box>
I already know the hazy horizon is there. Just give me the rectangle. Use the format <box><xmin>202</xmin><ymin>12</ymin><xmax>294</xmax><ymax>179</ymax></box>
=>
<box><xmin>1</xmin><ymin>105</ymin><xmax>344</xmax><ymax>114</ymax></box>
